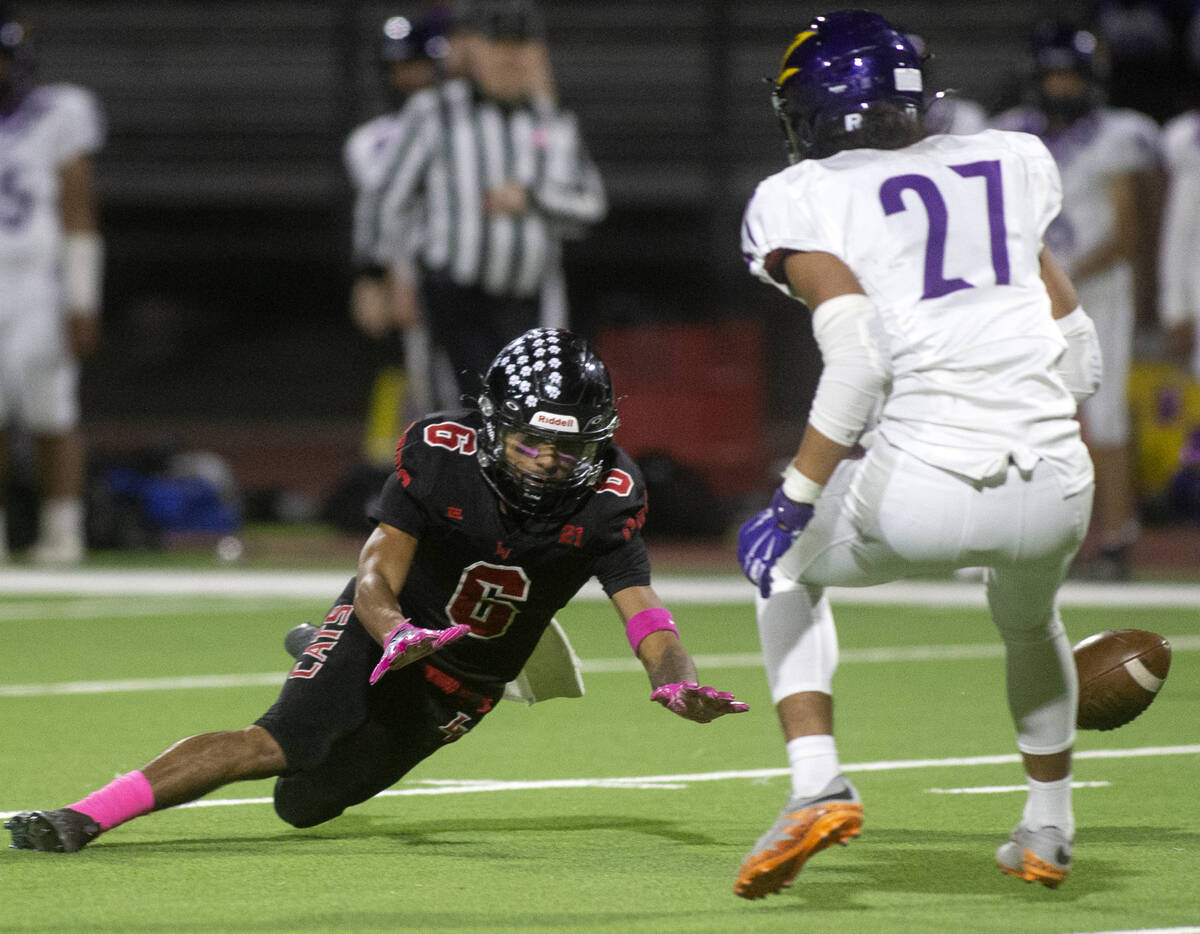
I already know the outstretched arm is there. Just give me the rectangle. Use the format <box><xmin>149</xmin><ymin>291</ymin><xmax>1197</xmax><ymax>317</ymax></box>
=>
<box><xmin>60</xmin><ymin>153</ymin><xmax>102</xmax><ymax>359</ymax></box>
<box><xmin>611</xmin><ymin>585</ymin><xmax>748</xmax><ymax>723</ymax></box>
<box><xmin>355</xmin><ymin>522</ymin><xmax>469</xmax><ymax>682</ymax></box>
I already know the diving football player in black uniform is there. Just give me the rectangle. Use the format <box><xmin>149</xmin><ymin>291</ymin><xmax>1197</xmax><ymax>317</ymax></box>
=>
<box><xmin>6</xmin><ymin>328</ymin><xmax>747</xmax><ymax>853</ymax></box>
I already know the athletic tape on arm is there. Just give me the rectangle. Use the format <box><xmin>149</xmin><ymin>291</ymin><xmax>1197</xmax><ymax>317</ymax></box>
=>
<box><xmin>63</xmin><ymin>231</ymin><xmax>104</xmax><ymax>316</ymax></box>
<box><xmin>1054</xmin><ymin>305</ymin><xmax>1103</xmax><ymax>403</ymax></box>
<box><xmin>807</xmin><ymin>293</ymin><xmax>890</xmax><ymax>446</ymax></box>
<box><xmin>781</xmin><ymin>463</ymin><xmax>824</xmax><ymax>503</ymax></box>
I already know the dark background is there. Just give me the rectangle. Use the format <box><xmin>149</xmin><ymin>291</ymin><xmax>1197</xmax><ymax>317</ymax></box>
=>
<box><xmin>23</xmin><ymin>0</ymin><xmax>1189</xmax><ymax>506</ymax></box>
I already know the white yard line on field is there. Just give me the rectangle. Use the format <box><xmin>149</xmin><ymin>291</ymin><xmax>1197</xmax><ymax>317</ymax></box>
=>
<box><xmin>4</xmin><ymin>637</ymin><xmax>1198</xmax><ymax>698</ymax></box>
<box><xmin>927</xmin><ymin>781</ymin><xmax>1112</xmax><ymax>794</ymax></box>
<box><xmin>0</xmin><ymin>596</ymin><xmax>297</xmax><ymax>622</ymax></box>
<box><xmin>4</xmin><ymin>567</ymin><xmax>1200</xmax><ymax>607</ymax></box>
<box><xmin>1062</xmin><ymin>928</ymin><xmax>1200</xmax><ymax>934</ymax></box>
<box><xmin>2</xmin><ymin>745</ymin><xmax>1194</xmax><ymax>820</ymax></box>
<box><xmin>8</xmin><ymin>634</ymin><xmax>1200</xmax><ymax>699</ymax></box>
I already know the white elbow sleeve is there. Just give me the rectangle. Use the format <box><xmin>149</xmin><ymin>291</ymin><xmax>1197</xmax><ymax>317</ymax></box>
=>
<box><xmin>808</xmin><ymin>293</ymin><xmax>890</xmax><ymax>446</ymax></box>
<box><xmin>1055</xmin><ymin>306</ymin><xmax>1103</xmax><ymax>404</ymax></box>
<box><xmin>62</xmin><ymin>231</ymin><xmax>104</xmax><ymax>317</ymax></box>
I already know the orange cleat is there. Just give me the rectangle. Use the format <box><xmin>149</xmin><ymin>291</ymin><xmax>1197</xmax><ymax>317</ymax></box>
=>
<box><xmin>734</xmin><ymin>775</ymin><xmax>863</xmax><ymax>899</ymax></box>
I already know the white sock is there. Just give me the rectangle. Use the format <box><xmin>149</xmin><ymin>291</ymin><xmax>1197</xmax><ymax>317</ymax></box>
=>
<box><xmin>1022</xmin><ymin>774</ymin><xmax>1074</xmax><ymax>838</ymax></box>
<box><xmin>39</xmin><ymin>497</ymin><xmax>84</xmax><ymax>546</ymax></box>
<box><xmin>787</xmin><ymin>734</ymin><xmax>840</xmax><ymax>798</ymax></box>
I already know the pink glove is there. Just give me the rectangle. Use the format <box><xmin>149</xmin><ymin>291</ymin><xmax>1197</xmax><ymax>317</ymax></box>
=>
<box><xmin>650</xmin><ymin>681</ymin><xmax>750</xmax><ymax>723</ymax></box>
<box><xmin>369</xmin><ymin>620</ymin><xmax>470</xmax><ymax>684</ymax></box>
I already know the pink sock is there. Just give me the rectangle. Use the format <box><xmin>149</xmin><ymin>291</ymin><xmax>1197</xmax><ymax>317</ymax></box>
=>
<box><xmin>69</xmin><ymin>770</ymin><xmax>156</xmax><ymax>831</ymax></box>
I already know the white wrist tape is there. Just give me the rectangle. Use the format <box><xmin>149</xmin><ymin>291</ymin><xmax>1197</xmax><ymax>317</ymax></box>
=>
<box><xmin>808</xmin><ymin>293</ymin><xmax>889</xmax><ymax>446</ymax></box>
<box><xmin>63</xmin><ymin>231</ymin><xmax>104</xmax><ymax>317</ymax></box>
<box><xmin>781</xmin><ymin>463</ymin><xmax>824</xmax><ymax>504</ymax></box>
<box><xmin>1054</xmin><ymin>305</ymin><xmax>1102</xmax><ymax>404</ymax></box>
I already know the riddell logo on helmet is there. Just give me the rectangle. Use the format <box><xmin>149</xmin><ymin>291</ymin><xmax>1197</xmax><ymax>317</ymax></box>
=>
<box><xmin>530</xmin><ymin>411</ymin><xmax>579</xmax><ymax>432</ymax></box>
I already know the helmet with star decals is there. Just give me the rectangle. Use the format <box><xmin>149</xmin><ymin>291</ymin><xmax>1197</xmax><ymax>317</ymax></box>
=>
<box><xmin>477</xmin><ymin>328</ymin><xmax>619</xmax><ymax>517</ymax></box>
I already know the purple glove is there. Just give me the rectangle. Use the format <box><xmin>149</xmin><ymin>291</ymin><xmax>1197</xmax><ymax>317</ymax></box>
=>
<box><xmin>369</xmin><ymin>620</ymin><xmax>470</xmax><ymax>684</ymax></box>
<box><xmin>651</xmin><ymin>681</ymin><xmax>750</xmax><ymax>723</ymax></box>
<box><xmin>737</xmin><ymin>487</ymin><xmax>815</xmax><ymax>598</ymax></box>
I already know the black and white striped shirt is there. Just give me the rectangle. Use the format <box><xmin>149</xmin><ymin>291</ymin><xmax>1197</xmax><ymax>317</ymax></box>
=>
<box><xmin>355</xmin><ymin>78</ymin><xmax>606</xmax><ymax>300</ymax></box>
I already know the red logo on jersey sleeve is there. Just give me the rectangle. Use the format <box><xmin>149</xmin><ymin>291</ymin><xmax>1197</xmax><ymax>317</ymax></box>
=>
<box><xmin>395</xmin><ymin>421</ymin><xmax>417</xmax><ymax>477</ymax></box>
<box><xmin>597</xmin><ymin>468</ymin><xmax>634</xmax><ymax>497</ymax></box>
<box><xmin>425</xmin><ymin>422</ymin><xmax>477</xmax><ymax>455</ymax></box>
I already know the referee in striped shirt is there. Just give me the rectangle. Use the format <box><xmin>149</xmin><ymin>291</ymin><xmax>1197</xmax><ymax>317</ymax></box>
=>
<box><xmin>354</xmin><ymin>0</ymin><xmax>607</xmax><ymax>400</ymax></box>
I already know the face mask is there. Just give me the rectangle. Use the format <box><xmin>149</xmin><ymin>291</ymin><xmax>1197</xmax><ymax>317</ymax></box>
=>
<box><xmin>1038</xmin><ymin>91</ymin><xmax>1093</xmax><ymax>126</ymax></box>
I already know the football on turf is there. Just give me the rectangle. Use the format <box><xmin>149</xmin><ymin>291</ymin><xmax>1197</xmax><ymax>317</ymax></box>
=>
<box><xmin>1074</xmin><ymin>629</ymin><xmax>1171</xmax><ymax>731</ymax></box>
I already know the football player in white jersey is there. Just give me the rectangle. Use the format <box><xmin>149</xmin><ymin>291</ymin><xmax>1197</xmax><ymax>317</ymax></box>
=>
<box><xmin>1158</xmin><ymin>104</ymin><xmax>1200</xmax><ymax>378</ymax></box>
<box><xmin>0</xmin><ymin>5</ymin><xmax>104</xmax><ymax>564</ymax></box>
<box><xmin>993</xmin><ymin>22</ymin><xmax>1162</xmax><ymax>579</ymax></box>
<box><xmin>734</xmin><ymin>11</ymin><xmax>1101</xmax><ymax>898</ymax></box>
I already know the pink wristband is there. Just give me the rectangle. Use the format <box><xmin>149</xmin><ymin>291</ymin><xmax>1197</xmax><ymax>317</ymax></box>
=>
<box><xmin>626</xmin><ymin>607</ymin><xmax>678</xmax><ymax>655</ymax></box>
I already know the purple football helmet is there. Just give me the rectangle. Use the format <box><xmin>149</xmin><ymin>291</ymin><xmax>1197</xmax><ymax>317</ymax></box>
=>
<box><xmin>772</xmin><ymin>10</ymin><xmax>925</xmax><ymax>162</ymax></box>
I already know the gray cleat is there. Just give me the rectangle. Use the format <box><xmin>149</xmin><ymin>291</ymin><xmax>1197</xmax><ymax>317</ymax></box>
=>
<box><xmin>6</xmin><ymin>809</ymin><xmax>101</xmax><ymax>853</ymax></box>
<box><xmin>284</xmin><ymin>623</ymin><xmax>318</xmax><ymax>660</ymax></box>
<box><xmin>996</xmin><ymin>823</ymin><xmax>1072</xmax><ymax>888</ymax></box>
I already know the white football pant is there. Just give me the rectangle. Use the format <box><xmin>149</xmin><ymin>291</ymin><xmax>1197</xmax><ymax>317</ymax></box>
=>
<box><xmin>759</xmin><ymin>434</ymin><xmax>1092</xmax><ymax>757</ymax></box>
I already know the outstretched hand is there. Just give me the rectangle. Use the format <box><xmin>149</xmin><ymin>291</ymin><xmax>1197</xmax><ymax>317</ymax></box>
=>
<box><xmin>737</xmin><ymin>488</ymin><xmax>815</xmax><ymax>598</ymax></box>
<box><xmin>369</xmin><ymin>620</ymin><xmax>470</xmax><ymax>684</ymax></box>
<box><xmin>651</xmin><ymin>681</ymin><xmax>750</xmax><ymax>723</ymax></box>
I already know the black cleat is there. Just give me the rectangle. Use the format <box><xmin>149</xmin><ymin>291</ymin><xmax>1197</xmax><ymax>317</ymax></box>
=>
<box><xmin>6</xmin><ymin>809</ymin><xmax>101</xmax><ymax>853</ymax></box>
<box><xmin>284</xmin><ymin>623</ymin><xmax>318</xmax><ymax>660</ymax></box>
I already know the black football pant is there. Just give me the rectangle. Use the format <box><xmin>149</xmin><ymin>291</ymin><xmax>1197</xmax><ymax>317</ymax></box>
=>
<box><xmin>255</xmin><ymin>578</ymin><xmax>498</xmax><ymax>828</ymax></box>
<box><xmin>420</xmin><ymin>271</ymin><xmax>539</xmax><ymax>401</ymax></box>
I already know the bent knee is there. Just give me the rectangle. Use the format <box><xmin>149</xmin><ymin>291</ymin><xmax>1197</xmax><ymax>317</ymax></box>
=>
<box><xmin>272</xmin><ymin>776</ymin><xmax>344</xmax><ymax>828</ymax></box>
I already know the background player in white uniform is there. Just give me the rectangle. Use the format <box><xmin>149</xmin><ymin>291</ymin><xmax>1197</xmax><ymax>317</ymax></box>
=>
<box><xmin>0</xmin><ymin>5</ymin><xmax>104</xmax><ymax>564</ymax></box>
<box><xmin>734</xmin><ymin>11</ymin><xmax>1101</xmax><ymax>899</ymax></box>
<box><xmin>993</xmin><ymin>22</ymin><xmax>1161</xmax><ymax>579</ymax></box>
<box><xmin>1158</xmin><ymin>104</ymin><xmax>1200</xmax><ymax>378</ymax></box>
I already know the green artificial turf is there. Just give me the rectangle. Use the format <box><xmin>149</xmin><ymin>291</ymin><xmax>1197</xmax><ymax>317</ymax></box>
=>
<box><xmin>2</xmin><ymin>588</ymin><xmax>1197</xmax><ymax>933</ymax></box>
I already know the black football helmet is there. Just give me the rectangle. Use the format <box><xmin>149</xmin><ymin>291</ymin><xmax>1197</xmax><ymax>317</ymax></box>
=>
<box><xmin>477</xmin><ymin>328</ymin><xmax>619</xmax><ymax>518</ymax></box>
<box><xmin>0</xmin><ymin>4</ymin><xmax>33</xmax><ymax>115</ymax></box>
<box><xmin>772</xmin><ymin>10</ymin><xmax>925</xmax><ymax>163</ymax></box>
<box><xmin>379</xmin><ymin>12</ymin><xmax>448</xmax><ymax>65</ymax></box>
<box><xmin>1030</xmin><ymin>20</ymin><xmax>1105</xmax><ymax>125</ymax></box>
<box><xmin>378</xmin><ymin>12</ymin><xmax>448</xmax><ymax>107</ymax></box>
